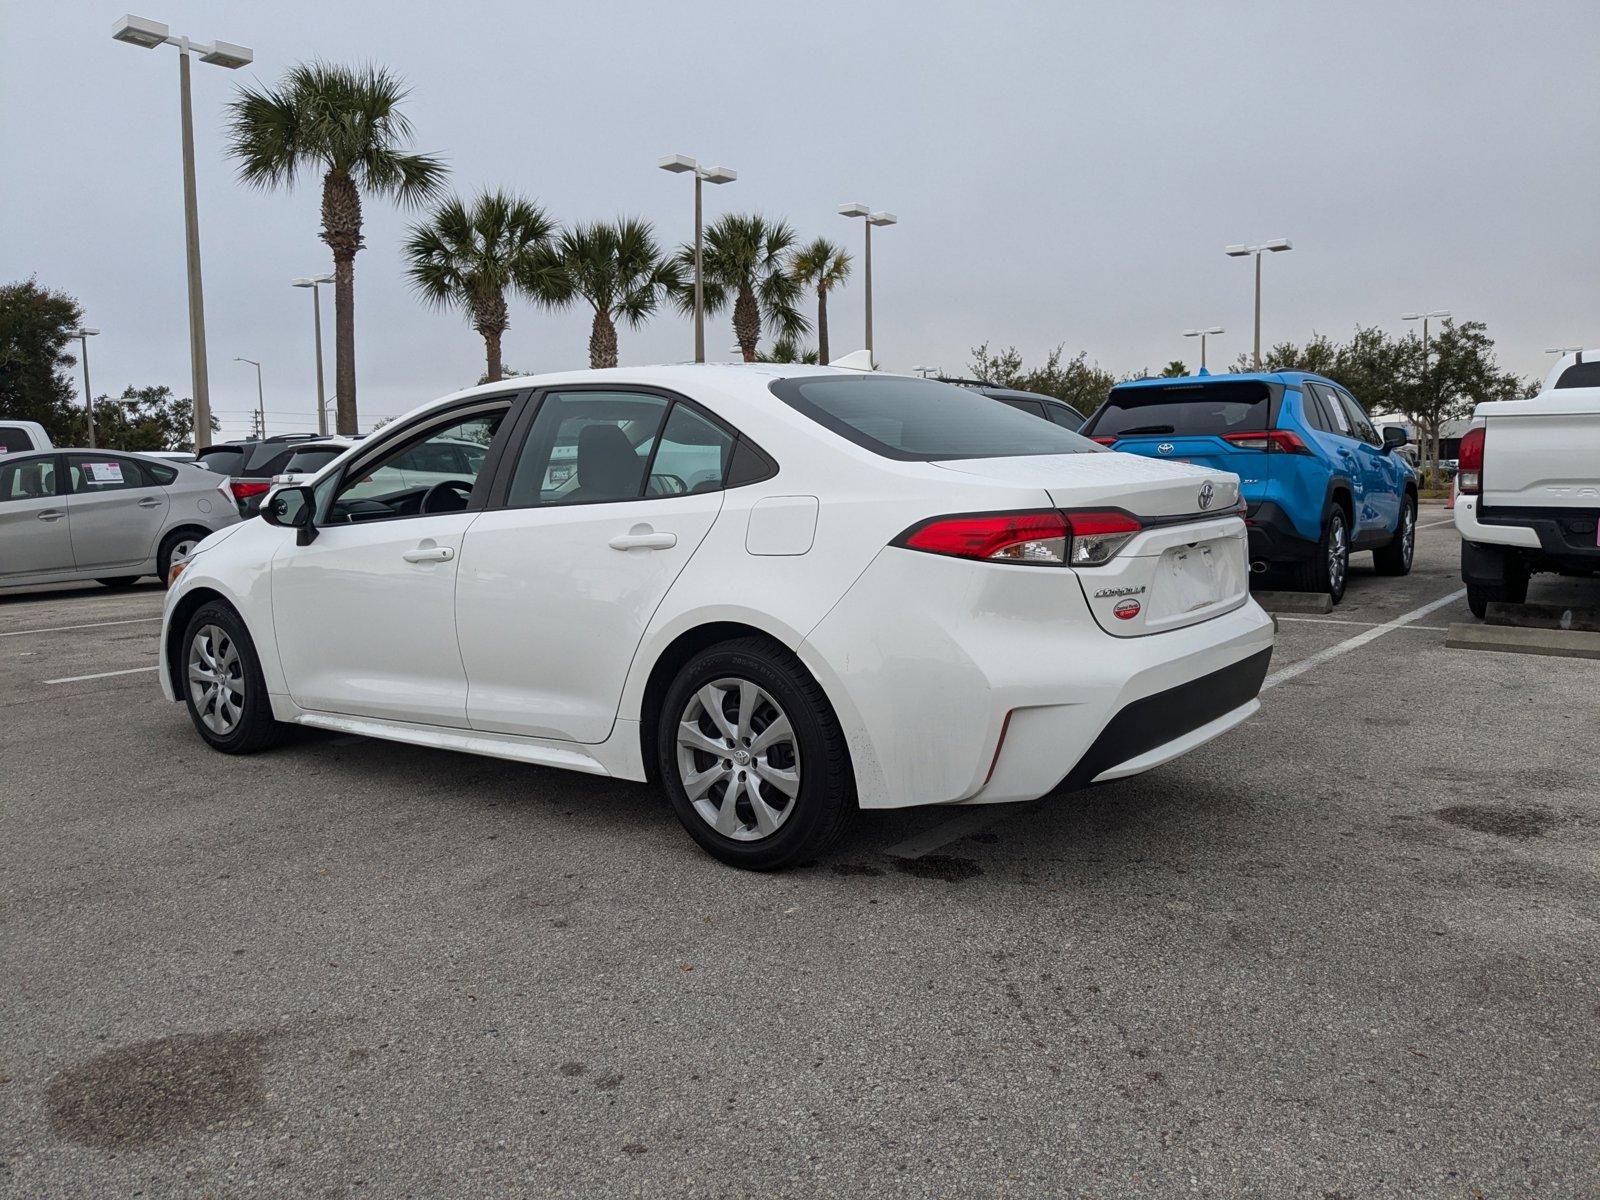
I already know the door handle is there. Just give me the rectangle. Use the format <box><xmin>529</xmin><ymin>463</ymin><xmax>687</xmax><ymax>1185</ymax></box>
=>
<box><xmin>608</xmin><ymin>531</ymin><xmax>677</xmax><ymax>551</ymax></box>
<box><xmin>402</xmin><ymin>545</ymin><xmax>455</xmax><ymax>563</ymax></box>
<box><xmin>137</xmin><ymin>497</ymin><xmax>162</xmax><ymax>508</ymax></box>
<box><xmin>37</xmin><ymin>510</ymin><xmax>64</xmax><ymax>522</ymax></box>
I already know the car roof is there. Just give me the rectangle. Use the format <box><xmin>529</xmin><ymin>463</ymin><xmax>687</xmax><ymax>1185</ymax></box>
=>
<box><xmin>1113</xmin><ymin>370</ymin><xmax>1332</xmax><ymax>390</ymax></box>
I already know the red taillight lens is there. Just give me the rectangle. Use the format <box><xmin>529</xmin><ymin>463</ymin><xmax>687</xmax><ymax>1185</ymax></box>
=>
<box><xmin>899</xmin><ymin>511</ymin><xmax>1069</xmax><ymax>565</ymax></box>
<box><xmin>230</xmin><ymin>479</ymin><xmax>272</xmax><ymax>499</ymax></box>
<box><xmin>1457</xmin><ymin>426</ymin><xmax>1485</xmax><ymax>494</ymax></box>
<box><xmin>1090</xmin><ymin>436</ymin><xmax>1118</xmax><ymax>446</ymax></box>
<box><xmin>1063</xmin><ymin>509</ymin><xmax>1142</xmax><ymax>565</ymax></box>
<box><xmin>1222</xmin><ymin>430</ymin><xmax>1311</xmax><ymax>454</ymax></box>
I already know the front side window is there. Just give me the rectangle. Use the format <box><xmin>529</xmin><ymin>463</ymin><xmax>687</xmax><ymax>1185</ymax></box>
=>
<box><xmin>506</xmin><ymin>391</ymin><xmax>672</xmax><ymax>507</ymax></box>
<box><xmin>327</xmin><ymin>407</ymin><xmax>507</xmax><ymax>522</ymax></box>
<box><xmin>67</xmin><ymin>455</ymin><xmax>145</xmax><ymax>494</ymax></box>
<box><xmin>773</xmin><ymin>376</ymin><xmax>1096</xmax><ymax>461</ymax></box>
<box><xmin>0</xmin><ymin>457</ymin><xmax>57</xmax><ymax>502</ymax></box>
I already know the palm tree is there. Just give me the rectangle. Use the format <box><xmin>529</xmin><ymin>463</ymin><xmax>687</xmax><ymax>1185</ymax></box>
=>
<box><xmin>403</xmin><ymin>190</ymin><xmax>559</xmax><ymax>382</ymax></box>
<box><xmin>678</xmin><ymin>214</ymin><xmax>807</xmax><ymax>362</ymax></box>
<box><xmin>789</xmin><ymin>238</ymin><xmax>851</xmax><ymax>366</ymax></box>
<box><xmin>227</xmin><ymin>63</ymin><xmax>446</xmax><ymax>433</ymax></box>
<box><xmin>543</xmin><ymin>219</ymin><xmax>681</xmax><ymax>368</ymax></box>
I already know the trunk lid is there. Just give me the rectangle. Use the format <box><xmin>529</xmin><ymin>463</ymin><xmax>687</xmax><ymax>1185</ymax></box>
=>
<box><xmin>1477</xmin><ymin>387</ymin><xmax>1600</xmax><ymax>510</ymax></box>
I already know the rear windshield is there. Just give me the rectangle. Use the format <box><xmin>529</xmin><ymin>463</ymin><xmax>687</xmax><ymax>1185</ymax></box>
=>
<box><xmin>282</xmin><ymin>447</ymin><xmax>344</xmax><ymax>474</ymax></box>
<box><xmin>194</xmin><ymin>447</ymin><xmax>246</xmax><ymax>475</ymax></box>
<box><xmin>1554</xmin><ymin>360</ymin><xmax>1600</xmax><ymax>389</ymax></box>
<box><xmin>1087</xmin><ymin>381</ymin><xmax>1276</xmax><ymax>439</ymax></box>
<box><xmin>769</xmin><ymin>375</ymin><xmax>1098</xmax><ymax>461</ymax></box>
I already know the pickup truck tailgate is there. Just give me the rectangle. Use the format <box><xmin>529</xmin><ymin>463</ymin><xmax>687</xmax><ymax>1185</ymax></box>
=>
<box><xmin>1479</xmin><ymin>387</ymin><xmax>1600</xmax><ymax>508</ymax></box>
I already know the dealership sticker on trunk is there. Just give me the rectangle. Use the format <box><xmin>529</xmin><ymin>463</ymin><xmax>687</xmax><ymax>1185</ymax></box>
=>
<box><xmin>1113</xmin><ymin>598</ymin><xmax>1142</xmax><ymax>620</ymax></box>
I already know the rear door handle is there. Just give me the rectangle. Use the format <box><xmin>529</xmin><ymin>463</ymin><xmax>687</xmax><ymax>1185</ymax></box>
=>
<box><xmin>609</xmin><ymin>531</ymin><xmax>677</xmax><ymax>551</ymax></box>
<box><xmin>37</xmin><ymin>510</ymin><xmax>64</xmax><ymax>522</ymax></box>
<box><xmin>137</xmin><ymin>497</ymin><xmax>162</xmax><ymax>508</ymax></box>
<box><xmin>402</xmin><ymin>545</ymin><xmax>454</xmax><ymax>563</ymax></box>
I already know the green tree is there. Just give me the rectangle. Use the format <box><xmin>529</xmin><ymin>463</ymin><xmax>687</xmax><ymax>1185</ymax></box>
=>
<box><xmin>0</xmin><ymin>278</ymin><xmax>83</xmax><ymax>441</ymax></box>
<box><xmin>1159</xmin><ymin>360</ymin><xmax>1189</xmax><ymax>377</ymax></box>
<box><xmin>88</xmin><ymin>385</ymin><xmax>216</xmax><ymax>451</ymax></box>
<box><xmin>757</xmin><ymin>337</ymin><xmax>819</xmax><ymax>364</ymax></box>
<box><xmin>544</xmin><ymin>219</ymin><xmax>681</xmax><ymax>368</ymax></box>
<box><xmin>227</xmin><ymin>63</ymin><xmax>447</xmax><ymax>434</ymax></box>
<box><xmin>404</xmin><ymin>189</ymin><xmax>560</xmax><ymax>382</ymax></box>
<box><xmin>969</xmin><ymin>342</ymin><xmax>1118</xmax><ymax>416</ymax></box>
<box><xmin>678</xmin><ymin>214</ymin><xmax>807</xmax><ymax>362</ymax></box>
<box><xmin>789</xmin><ymin>237</ymin><xmax>851</xmax><ymax>366</ymax></box>
<box><xmin>1417</xmin><ymin>319</ymin><xmax>1529</xmax><ymax>475</ymax></box>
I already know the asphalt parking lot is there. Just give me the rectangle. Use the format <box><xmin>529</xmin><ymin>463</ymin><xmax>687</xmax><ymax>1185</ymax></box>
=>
<box><xmin>3</xmin><ymin>502</ymin><xmax>1596</xmax><ymax>1197</ymax></box>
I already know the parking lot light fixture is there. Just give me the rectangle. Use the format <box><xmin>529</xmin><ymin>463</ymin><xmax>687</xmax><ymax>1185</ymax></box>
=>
<box><xmin>659</xmin><ymin>154</ymin><xmax>736</xmax><ymax>363</ymax></box>
<box><xmin>1182</xmin><ymin>326</ymin><xmax>1225</xmax><ymax>371</ymax></box>
<box><xmin>65</xmin><ymin>327</ymin><xmax>102</xmax><ymax>448</ymax></box>
<box><xmin>293</xmin><ymin>275</ymin><xmax>335</xmax><ymax>436</ymax></box>
<box><xmin>1225</xmin><ymin>240</ymin><xmax>1292</xmax><ymax>369</ymax></box>
<box><xmin>234</xmin><ymin>357</ymin><xmax>265</xmax><ymax>438</ymax></box>
<box><xmin>839</xmin><ymin>205</ymin><xmax>897</xmax><ymax>363</ymax></box>
<box><xmin>112</xmin><ymin>14</ymin><xmax>254</xmax><ymax>450</ymax></box>
<box><xmin>1543</xmin><ymin>346</ymin><xmax>1582</xmax><ymax>356</ymax></box>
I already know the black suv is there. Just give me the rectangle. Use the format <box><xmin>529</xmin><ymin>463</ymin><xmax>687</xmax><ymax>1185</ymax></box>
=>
<box><xmin>938</xmin><ymin>379</ymin><xmax>1086</xmax><ymax>431</ymax></box>
<box><xmin>194</xmin><ymin>434</ymin><xmax>318</xmax><ymax>516</ymax></box>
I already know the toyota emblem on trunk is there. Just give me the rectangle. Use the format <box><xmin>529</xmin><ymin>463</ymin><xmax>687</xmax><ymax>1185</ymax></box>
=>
<box><xmin>1157</xmin><ymin>442</ymin><xmax>1174</xmax><ymax>454</ymax></box>
<box><xmin>1198</xmin><ymin>482</ymin><xmax>1215</xmax><ymax>510</ymax></box>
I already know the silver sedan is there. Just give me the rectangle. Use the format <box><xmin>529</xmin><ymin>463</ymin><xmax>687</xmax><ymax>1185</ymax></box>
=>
<box><xmin>0</xmin><ymin>449</ymin><xmax>240</xmax><ymax>590</ymax></box>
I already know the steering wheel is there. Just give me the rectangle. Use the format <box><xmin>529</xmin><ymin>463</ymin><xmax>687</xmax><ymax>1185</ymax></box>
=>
<box><xmin>420</xmin><ymin>479</ymin><xmax>474</xmax><ymax>514</ymax></box>
<box><xmin>649</xmin><ymin>473</ymin><xmax>687</xmax><ymax>496</ymax></box>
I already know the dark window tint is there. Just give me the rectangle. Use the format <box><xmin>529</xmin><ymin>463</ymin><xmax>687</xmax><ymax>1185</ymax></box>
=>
<box><xmin>0</xmin><ymin>425</ymin><xmax>36</xmax><ymax>454</ymax></box>
<box><xmin>1088</xmin><ymin>381</ymin><xmax>1273</xmax><ymax>440</ymax></box>
<box><xmin>145</xmin><ymin>462</ymin><xmax>178</xmax><ymax>485</ymax></box>
<box><xmin>1337</xmin><ymin>391</ymin><xmax>1380</xmax><ymax>446</ymax></box>
<box><xmin>771</xmin><ymin>376</ymin><xmax>1096</xmax><ymax>461</ymax></box>
<box><xmin>67</xmin><ymin>455</ymin><xmax>146</xmax><ymax>493</ymax></box>
<box><xmin>648</xmin><ymin>403</ymin><xmax>735</xmax><ymax>496</ymax></box>
<box><xmin>1299</xmin><ymin>387</ymin><xmax>1335</xmax><ymax>434</ymax></box>
<box><xmin>997</xmin><ymin>397</ymin><xmax>1046</xmax><ymax>418</ymax></box>
<box><xmin>1309</xmin><ymin>383</ymin><xmax>1352</xmax><ymax>435</ymax></box>
<box><xmin>507</xmin><ymin>391</ymin><xmax>671</xmax><ymax>507</ymax></box>
<box><xmin>194</xmin><ymin>446</ymin><xmax>247</xmax><ymax>475</ymax></box>
<box><xmin>282</xmin><ymin>447</ymin><xmax>345</xmax><ymax>474</ymax></box>
<box><xmin>726</xmin><ymin>438</ymin><xmax>778</xmax><ymax>486</ymax></box>
<box><xmin>0</xmin><ymin>457</ymin><xmax>58</xmax><ymax>502</ymax></box>
<box><xmin>1555</xmin><ymin>360</ymin><xmax>1600</xmax><ymax>389</ymax></box>
<box><xmin>1046</xmin><ymin>403</ymin><xmax>1084</xmax><ymax>430</ymax></box>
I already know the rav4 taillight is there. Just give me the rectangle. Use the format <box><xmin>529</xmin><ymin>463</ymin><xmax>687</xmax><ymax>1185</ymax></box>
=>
<box><xmin>229</xmin><ymin>479</ymin><xmax>272</xmax><ymax>499</ymax></box>
<box><xmin>1457</xmin><ymin>426</ymin><xmax>1485</xmax><ymax>494</ymax></box>
<box><xmin>1222</xmin><ymin>430</ymin><xmax>1312</xmax><ymax>454</ymax></box>
<box><xmin>895</xmin><ymin>509</ymin><xmax>1142</xmax><ymax>567</ymax></box>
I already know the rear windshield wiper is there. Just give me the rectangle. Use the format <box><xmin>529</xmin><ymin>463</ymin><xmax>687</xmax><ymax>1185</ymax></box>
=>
<box><xmin>1108</xmin><ymin>424</ymin><xmax>1175</xmax><ymax>436</ymax></box>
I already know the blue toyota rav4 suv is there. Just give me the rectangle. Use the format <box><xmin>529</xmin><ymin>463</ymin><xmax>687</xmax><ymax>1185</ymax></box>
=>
<box><xmin>1079</xmin><ymin>372</ymin><xmax>1417</xmax><ymax>603</ymax></box>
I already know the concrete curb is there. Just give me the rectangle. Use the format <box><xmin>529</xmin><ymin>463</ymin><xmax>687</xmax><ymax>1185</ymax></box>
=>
<box><xmin>1252</xmin><ymin>591</ymin><xmax>1334</xmax><ymax>615</ymax></box>
<box><xmin>1444</xmin><ymin>622</ymin><xmax>1600</xmax><ymax>660</ymax></box>
<box><xmin>1486</xmin><ymin>602</ymin><xmax>1600</xmax><ymax>633</ymax></box>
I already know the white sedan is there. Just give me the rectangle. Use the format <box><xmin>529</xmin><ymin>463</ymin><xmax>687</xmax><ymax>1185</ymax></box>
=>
<box><xmin>158</xmin><ymin>365</ymin><xmax>1274</xmax><ymax>869</ymax></box>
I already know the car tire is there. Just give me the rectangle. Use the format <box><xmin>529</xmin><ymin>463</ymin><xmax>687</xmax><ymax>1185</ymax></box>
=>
<box><xmin>1373</xmin><ymin>493</ymin><xmax>1416</xmax><ymax>576</ymax></box>
<box><xmin>1466</xmin><ymin>562</ymin><xmax>1530</xmax><ymax>620</ymax></box>
<box><xmin>180</xmin><ymin>601</ymin><xmax>287</xmax><ymax>755</ymax></box>
<box><xmin>97</xmin><ymin>577</ymin><xmax>141</xmax><ymax>588</ymax></box>
<box><xmin>1294</xmin><ymin>506</ymin><xmax>1349</xmax><ymax>604</ymax></box>
<box><xmin>157</xmin><ymin>529</ymin><xmax>206</xmax><ymax>589</ymax></box>
<box><xmin>657</xmin><ymin>637</ymin><xmax>855</xmax><ymax>870</ymax></box>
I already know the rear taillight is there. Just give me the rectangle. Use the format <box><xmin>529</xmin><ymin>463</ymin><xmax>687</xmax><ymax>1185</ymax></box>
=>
<box><xmin>1222</xmin><ymin>430</ymin><xmax>1311</xmax><ymax>454</ymax></box>
<box><xmin>1458</xmin><ymin>426</ymin><xmax>1485</xmax><ymax>494</ymax></box>
<box><xmin>1090</xmin><ymin>436</ymin><xmax>1118</xmax><ymax>447</ymax></box>
<box><xmin>1063</xmin><ymin>509</ymin><xmax>1142</xmax><ymax>565</ymax></box>
<box><xmin>230</xmin><ymin>479</ymin><xmax>272</xmax><ymax>500</ymax></box>
<box><xmin>895</xmin><ymin>509</ymin><xmax>1143</xmax><ymax>567</ymax></box>
<box><xmin>899</xmin><ymin>511</ymin><xmax>1069</xmax><ymax>565</ymax></box>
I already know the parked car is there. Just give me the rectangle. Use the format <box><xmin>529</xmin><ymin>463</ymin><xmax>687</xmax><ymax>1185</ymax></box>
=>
<box><xmin>139</xmin><ymin>450</ymin><xmax>199</xmax><ymax>464</ymax></box>
<box><xmin>1455</xmin><ymin>347</ymin><xmax>1600</xmax><ymax>617</ymax></box>
<box><xmin>194</xmin><ymin>434</ymin><xmax>319</xmax><ymax>516</ymax></box>
<box><xmin>0</xmin><ymin>420</ymin><xmax>52</xmax><ymax>456</ymax></box>
<box><xmin>1079</xmin><ymin>372</ymin><xmax>1417</xmax><ymax>602</ymax></box>
<box><xmin>160</xmin><ymin>366</ymin><xmax>1274</xmax><ymax>869</ymax></box>
<box><xmin>269</xmin><ymin>437</ymin><xmax>357</xmax><ymax>488</ymax></box>
<box><xmin>0</xmin><ymin>449</ymin><xmax>239</xmax><ymax>590</ymax></box>
<box><xmin>940</xmin><ymin>378</ymin><xmax>1087</xmax><ymax>430</ymax></box>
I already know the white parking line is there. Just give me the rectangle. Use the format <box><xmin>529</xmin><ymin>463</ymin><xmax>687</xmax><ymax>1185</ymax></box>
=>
<box><xmin>1278</xmin><ymin>616</ymin><xmax>1450</xmax><ymax>632</ymax></box>
<box><xmin>1417</xmin><ymin>517</ymin><xmax>1456</xmax><ymax>529</ymax></box>
<box><xmin>1261</xmin><ymin>588</ymin><xmax>1467</xmax><ymax>691</ymax></box>
<box><xmin>0</xmin><ymin>617</ymin><xmax>162</xmax><ymax>639</ymax></box>
<box><xmin>43</xmin><ymin>666</ymin><xmax>159</xmax><ymax>685</ymax></box>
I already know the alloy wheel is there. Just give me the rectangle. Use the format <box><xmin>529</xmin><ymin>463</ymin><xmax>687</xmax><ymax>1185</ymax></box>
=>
<box><xmin>188</xmin><ymin>624</ymin><xmax>245</xmax><ymax>735</ymax></box>
<box><xmin>1401</xmin><ymin>504</ymin><xmax>1415</xmax><ymax>569</ymax></box>
<box><xmin>171</xmin><ymin>536</ymin><xmax>199</xmax><ymax>561</ymax></box>
<box><xmin>675</xmin><ymin>678</ymin><xmax>801</xmax><ymax>842</ymax></box>
<box><xmin>1329</xmin><ymin>515</ymin><xmax>1348</xmax><ymax>594</ymax></box>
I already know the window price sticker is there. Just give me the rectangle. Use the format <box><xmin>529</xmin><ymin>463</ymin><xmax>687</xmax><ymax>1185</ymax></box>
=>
<box><xmin>88</xmin><ymin>461</ymin><xmax>124</xmax><ymax>484</ymax></box>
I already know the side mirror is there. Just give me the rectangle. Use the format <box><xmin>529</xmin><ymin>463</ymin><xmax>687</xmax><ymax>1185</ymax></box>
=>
<box><xmin>1381</xmin><ymin>426</ymin><xmax>1409</xmax><ymax>452</ymax></box>
<box><xmin>262</xmin><ymin>484</ymin><xmax>318</xmax><ymax>544</ymax></box>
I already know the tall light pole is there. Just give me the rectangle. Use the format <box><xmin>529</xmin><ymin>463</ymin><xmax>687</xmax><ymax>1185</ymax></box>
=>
<box><xmin>66</xmin><ymin>327</ymin><xmax>102</xmax><ymax>447</ymax></box>
<box><xmin>1224</xmin><ymin>239</ymin><xmax>1292</xmax><ymax>369</ymax></box>
<box><xmin>112</xmin><ymin>15</ymin><xmax>253</xmax><ymax>450</ymax></box>
<box><xmin>293</xmin><ymin>275</ymin><xmax>334</xmax><ymax>436</ymax></box>
<box><xmin>234</xmin><ymin>357</ymin><xmax>265</xmax><ymax>438</ymax></box>
<box><xmin>839</xmin><ymin>204</ymin><xmax>896</xmax><ymax>364</ymax></box>
<box><xmin>658</xmin><ymin>155</ymin><xmax>736</xmax><ymax>363</ymax></box>
<box><xmin>1402</xmin><ymin>310</ymin><xmax>1451</xmax><ymax>479</ymax></box>
<box><xmin>1182</xmin><ymin>326</ymin><xmax>1224</xmax><ymax>372</ymax></box>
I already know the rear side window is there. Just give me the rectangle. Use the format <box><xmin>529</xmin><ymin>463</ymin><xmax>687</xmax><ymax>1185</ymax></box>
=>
<box><xmin>997</xmin><ymin>397</ymin><xmax>1046</xmax><ymax>418</ymax></box>
<box><xmin>282</xmin><ymin>447</ymin><xmax>345</xmax><ymax>474</ymax></box>
<box><xmin>145</xmin><ymin>462</ymin><xmax>178</xmax><ymax>485</ymax></box>
<box><xmin>1555</xmin><ymin>360</ymin><xmax>1600</xmax><ymax>389</ymax></box>
<box><xmin>1309</xmin><ymin>383</ymin><xmax>1352</xmax><ymax>435</ymax></box>
<box><xmin>1088</xmin><ymin>381</ymin><xmax>1275</xmax><ymax>439</ymax></box>
<box><xmin>195</xmin><ymin>447</ymin><xmax>246</xmax><ymax>475</ymax></box>
<box><xmin>506</xmin><ymin>391</ymin><xmax>672</xmax><ymax>507</ymax></box>
<box><xmin>771</xmin><ymin>376</ymin><xmax>1096</xmax><ymax>461</ymax></box>
<box><xmin>1046</xmin><ymin>403</ymin><xmax>1084</xmax><ymax>430</ymax></box>
<box><xmin>1298</xmin><ymin>388</ymin><xmax>1337</xmax><ymax>434</ymax></box>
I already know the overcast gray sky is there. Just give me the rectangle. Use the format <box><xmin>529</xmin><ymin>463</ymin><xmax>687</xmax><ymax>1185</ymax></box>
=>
<box><xmin>4</xmin><ymin>0</ymin><xmax>1596</xmax><ymax>439</ymax></box>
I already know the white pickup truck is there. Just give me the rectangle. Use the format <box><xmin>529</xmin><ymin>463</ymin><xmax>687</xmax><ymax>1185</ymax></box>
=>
<box><xmin>1455</xmin><ymin>348</ymin><xmax>1600</xmax><ymax>617</ymax></box>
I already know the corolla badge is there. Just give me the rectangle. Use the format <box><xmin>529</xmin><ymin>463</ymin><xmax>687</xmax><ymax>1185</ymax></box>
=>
<box><xmin>1198</xmin><ymin>481</ymin><xmax>1215</xmax><ymax>510</ymax></box>
<box><xmin>1157</xmin><ymin>442</ymin><xmax>1175</xmax><ymax>454</ymax></box>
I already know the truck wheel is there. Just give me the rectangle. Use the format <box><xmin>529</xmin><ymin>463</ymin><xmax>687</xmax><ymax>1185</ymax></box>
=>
<box><xmin>1373</xmin><ymin>495</ymin><xmax>1416</xmax><ymax>576</ymax></box>
<box><xmin>1294</xmin><ymin>507</ymin><xmax>1349</xmax><ymax>604</ymax></box>
<box><xmin>1466</xmin><ymin>564</ymin><xmax>1530</xmax><ymax>619</ymax></box>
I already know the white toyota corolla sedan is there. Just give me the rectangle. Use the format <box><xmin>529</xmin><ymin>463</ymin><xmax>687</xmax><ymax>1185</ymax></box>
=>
<box><xmin>159</xmin><ymin>365</ymin><xmax>1274</xmax><ymax>868</ymax></box>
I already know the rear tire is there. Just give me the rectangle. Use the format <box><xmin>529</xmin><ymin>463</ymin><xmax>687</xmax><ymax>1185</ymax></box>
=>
<box><xmin>657</xmin><ymin>637</ymin><xmax>855</xmax><ymax>870</ymax></box>
<box><xmin>158</xmin><ymin>529</ymin><xmax>206</xmax><ymax>589</ymax></box>
<box><xmin>97</xmin><ymin>577</ymin><xmax>140</xmax><ymax>588</ymax></box>
<box><xmin>1373</xmin><ymin>494</ymin><xmax>1416</xmax><ymax>576</ymax></box>
<box><xmin>180</xmin><ymin>601</ymin><xmax>287</xmax><ymax>754</ymax></box>
<box><xmin>1294</xmin><ymin>506</ymin><xmax>1349</xmax><ymax>604</ymax></box>
<box><xmin>1466</xmin><ymin>564</ymin><xmax>1530</xmax><ymax>620</ymax></box>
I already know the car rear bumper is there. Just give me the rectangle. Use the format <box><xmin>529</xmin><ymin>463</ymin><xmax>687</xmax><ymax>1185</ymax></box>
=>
<box><xmin>1456</xmin><ymin>496</ymin><xmax>1600</xmax><ymax>567</ymax></box>
<box><xmin>1245</xmin><ymin>501</ymin><xmax>1318</xmax><ymax>563</ymax></box>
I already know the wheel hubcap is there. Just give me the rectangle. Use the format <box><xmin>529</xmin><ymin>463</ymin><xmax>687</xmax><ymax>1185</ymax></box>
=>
<box><xmin>675</xmin><ymin>678</ymin><xmax>800</xmax><ymax>842</ymax></box>
<box><xmin>172</xmin><ymin>538</ymin><xmax>198</xmax><ymax>560</ymax></box>
<box><xmin>1329</xmin><ymin>519</ymin><xmax>1347</xmax><ymax>591</ymax></box>
<box><xmin>1402</xmin><ymin>505</ymin><xmax>1415</xmax><ymax>567</ymax></box>
<box><xmin>187</xmin><ymin>624</ymin><xmax>244</xmax><ymax>735</ymax></box>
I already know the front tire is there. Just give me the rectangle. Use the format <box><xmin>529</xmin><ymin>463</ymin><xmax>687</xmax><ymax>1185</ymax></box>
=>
<box><xmin>1294</xmin><ymin>506</ymin><xmax>1350</xmax><ymax>604</ymax></box>
<box><xmin>657</xmin><ymin>638</ymin><xmax>855</xmax><ymax>870</ymax></box>
<box><xmin>158</xmin><ymin>529</ymin><xmax>205</xmax><ymax>589</ymax></box>
<box><xmin>1373</xmin><ymin>494</ymin><xmax>1416</xmax><ymax>576</ymax></box>
<box><xmin>180</xmin><ymin>602</ymin><xmax>287</xmax><ymax>754</ymax></box>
